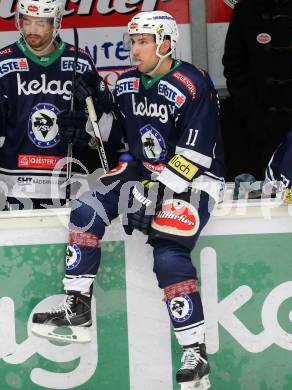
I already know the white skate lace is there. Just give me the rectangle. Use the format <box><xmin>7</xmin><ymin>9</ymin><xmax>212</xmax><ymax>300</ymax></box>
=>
<box><xmin>49</xmin><ymin>294</ymin><xmax>74</xmax><ymax>323</ymax></box>
<box><xmin>181</xmin><ymin>346</ymin><xmax>207</xmax><ymax>370</ymax></box>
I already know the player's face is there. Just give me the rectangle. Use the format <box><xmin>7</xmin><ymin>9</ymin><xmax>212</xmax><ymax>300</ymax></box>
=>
<box><xmin>130</xmin><ymin>34</ymin><xmax>159</xmax><ymax>74</ymax></box>
<box><xmin>21</xmin><ymin>15</ymin><xmax>54</xmax><ymax>52</ymax></box>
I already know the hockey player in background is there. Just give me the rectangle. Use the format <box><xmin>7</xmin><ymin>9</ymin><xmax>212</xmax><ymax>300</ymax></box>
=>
<box><xmin>264</xmin><ymin>129</ymin><xmax>292</xmax><ymax>202</ymax></box>
<box><xmin>32</xmin><ymin>10</ymin><xmax>225</xmax><ymax>389</ymax></box>
<box><xmin>0</xmin><ymin>0</ymin><xmax>112</xmax><ymax>210</ymax></box>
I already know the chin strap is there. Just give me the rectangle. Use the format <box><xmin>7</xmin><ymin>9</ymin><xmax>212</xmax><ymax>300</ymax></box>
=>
<box><xmin>145</xmin><ymin>41</ymin><xmax>176</xmax><ymax>77</ymax></box>
<box><xmin>145</xmin><ymin>56</ymin><xmax>165</xmax><ymax>77</ymax></box>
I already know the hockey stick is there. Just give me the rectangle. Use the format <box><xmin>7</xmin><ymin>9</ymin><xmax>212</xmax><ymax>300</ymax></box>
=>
<box><xmin>65</xmin><ymin>26</ymin><xmax>79</xmax><ymax>206</ymax></box>
<box><xmin>85</xmin><ymin>96</ymin><xmax>110</xmax><ymax>173</ymax></box>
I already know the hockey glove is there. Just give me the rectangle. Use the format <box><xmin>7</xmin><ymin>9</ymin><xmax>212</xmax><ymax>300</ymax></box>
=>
<box><xmin>57</xmin><ymin>110</ymin><xmax>89</xmax><ymax>146</ymax></box>
<box><xmin>75</xmin><ymin>71</ymin><xmax>113</xmax><ymax>113</ymax></box>
<box><xmin>124</xmin><ymin>180</ymin><xmax>165</xmax><ymax>235</ymax></box>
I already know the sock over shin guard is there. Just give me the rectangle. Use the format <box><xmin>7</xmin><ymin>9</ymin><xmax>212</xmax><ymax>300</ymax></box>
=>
<box><xmin>164</xmin><ymin>279</ymin><xmax>206</xmax><ymax>346</ymax></box>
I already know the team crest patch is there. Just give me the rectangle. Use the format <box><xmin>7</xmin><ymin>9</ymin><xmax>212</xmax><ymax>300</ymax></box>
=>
<box><xmin>28</xmin><ymin>103</ymin><xmax>60</xmax><ymax>148</ymax></box>
<box><xmin>139</xmin><ymin>124</ymin><xmax>166</xmax><ymax>162</ymax></box>
<box><xmin>152</xmin><ymin>199</ymin><xmax>200</xmax><ymax>236</ymax></box>
<box><xmin>66</xmin><ymin>244</ymin><xmax>82</xmax><ymax>271</ymax></box>
<box><xmin>168</xmin><ymin>294</ymin><xmax>193</xmax><ymax>323</ymax></box>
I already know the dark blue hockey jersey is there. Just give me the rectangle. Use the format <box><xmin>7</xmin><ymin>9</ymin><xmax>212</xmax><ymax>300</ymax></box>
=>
<box><xmin>0</xmin><ymin>38</ymin><xmax>96</xmax><ymax>200</ymax></box>
<box><xmin>112</xmin><ymin>60</ymin><xmax>225</xmax><ymax>202</ymax></box>
<box><xmin>266</xmin><ymin>130</ymin><xmax>292</xmax><ymax>197</ymax></box>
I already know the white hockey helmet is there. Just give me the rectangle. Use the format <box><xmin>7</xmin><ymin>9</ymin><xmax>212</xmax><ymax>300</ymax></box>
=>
<box><xmin>16</xmin><ymin>0</ymin><xmax>64</xmax><ymax>37</ymax></box>
<box><xmin>127</xmin><ymin>11</ymin><xmax>179</xmax><ymax>57</ymax></box>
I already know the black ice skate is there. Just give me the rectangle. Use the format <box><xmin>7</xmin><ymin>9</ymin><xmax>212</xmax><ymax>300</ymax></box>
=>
<box><xmin>176</xmin><ymin>343</ymin><xmax>211</xmax><ymax>390</ymax></box>
<box><xmin>31</xmin><ymin>291</ymin><xmax>92</xmax><ymax>343</ymax></box>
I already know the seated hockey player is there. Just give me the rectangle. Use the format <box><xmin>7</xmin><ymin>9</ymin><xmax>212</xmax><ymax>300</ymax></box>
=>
<box><xmin>0</xmin><ymin>0</ymin><xmax>112</xmax><ymax>210</ymax></box>
<box><xmin>32</xmin><ymin>10</ymin><xmax>225</xmax><ymax>389</ymax></box>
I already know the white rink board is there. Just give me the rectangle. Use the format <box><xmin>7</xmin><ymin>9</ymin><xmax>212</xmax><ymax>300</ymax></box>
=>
<box><xmin>0</xmin><ymin>200</ymin><xmax>292</xmax><ymax>390</ymax></box>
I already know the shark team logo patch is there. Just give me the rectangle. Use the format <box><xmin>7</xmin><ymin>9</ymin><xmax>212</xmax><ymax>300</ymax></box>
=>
<box><xmin>28</xmin><ymin>103</ymin><xmax>60</xmax><ymax>148</ymax></box>
<box><xmin>66</xmin><ymin>244</ymin><xmax>82</xmax><ymax>271</ymax></box>
<box><xmin>139</xmin><ymin>124</ymin><xmax>166</xmax><ymax>162</ymax></box>
<box><xmin>168</xmin><ymin>294</ymin><xmax>193</xmax><ymax>323</ymax></box>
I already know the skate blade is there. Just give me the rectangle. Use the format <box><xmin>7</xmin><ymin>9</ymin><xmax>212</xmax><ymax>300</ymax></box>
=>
<box><xmin>180</xmin><ymin>375</ymin><xmax>211</xmax><ymax>390</ymax></box>
<box><xmin>31</xmin><ymin>323</ymin><xmax>91</xmax><ymax>343</ymax></box>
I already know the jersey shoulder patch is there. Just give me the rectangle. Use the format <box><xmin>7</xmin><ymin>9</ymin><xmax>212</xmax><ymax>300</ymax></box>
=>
<box><xmin>171</xmin><ymin>62</ymin><xmax>211</xmax><ymax>101</ymax></box>
<box><xmin>67</xmin><ymin>44</ymin><xmax>95</xmax><ymax>66</ymax></box>
<box><xmin>121</xmin><ymin>66</ymin><xmax>138</xmax><ymax>76</ymax></box>
<box><xmin>117</xmin><ymin>67</ymin><xmax>139</xmax><ymax>82</ymax></box>
<box><xmin>0</xmin><ymin>46</ymin><xmax>14</xmax><ymax>58</ymax></box>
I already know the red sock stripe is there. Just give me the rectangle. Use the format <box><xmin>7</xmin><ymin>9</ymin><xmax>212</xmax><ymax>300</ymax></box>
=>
<box><xmin>163</xmin><ymin>279</ymin><xmax>197</xmax><ymax>301</ymax></box>
<box><xmin>69</xmin><ymin>231</ymin><xmax>100</xmax><ymax>248</ymax></box>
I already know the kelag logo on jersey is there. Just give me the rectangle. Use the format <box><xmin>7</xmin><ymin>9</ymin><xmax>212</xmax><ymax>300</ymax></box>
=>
<box><xmin>0</xmin><ymin>58</ymin><xmax>28</xmax><ymax>78</ymax></box>
<box><xmin>17</xmin><ymin>73</ymin><xmax>72</xmax><ymax>101</ymax></box>
<box><xmin>116</xmin><ymin>77</ymin><xmax>139</xmax><ymax>96</ymax></box>
<box><xmin>28</xmin><ymin>103</ymin><xmax>60</xmax><ymax>148</ymax></box>
<box><xmin>61</xmin><ymin>57</ymin><xmax>91</xmax><ymax>74</ymax></box>
<box><xmin>158</xmin><ymin>80</ymin><xmax>186</xmax><ymax>108</ymax></box>
<box><xmin>139</xmin><ymin>124</ymin><xmax>166</xmax><ymax>162</ymax></box>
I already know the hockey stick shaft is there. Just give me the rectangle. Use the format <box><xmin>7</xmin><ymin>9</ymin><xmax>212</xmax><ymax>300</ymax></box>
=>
<box><xmin>85</xmin><ymin>96</ymin><xmax>109</xmax><ymax>173</ymax></box>
<box><xmin>65</xmin><ymin>26</ymin><xmax>79</xmax><ymax>205</ymax></box>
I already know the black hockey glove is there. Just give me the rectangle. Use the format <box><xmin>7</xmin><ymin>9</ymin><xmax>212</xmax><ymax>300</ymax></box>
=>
<box><xmin>123</xmin><ymin>180</ymin><xmax>165</xmax><ymax>235</ymax></box>
<box><xmin>57</xmin><ymin>110</ymin><xmax>89</xmax><ymax>146</ymax></box>
<box><xmin>75</xmin><ymin>71</ymin><xmax>113</xmax><ymax>113</ymax></box>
